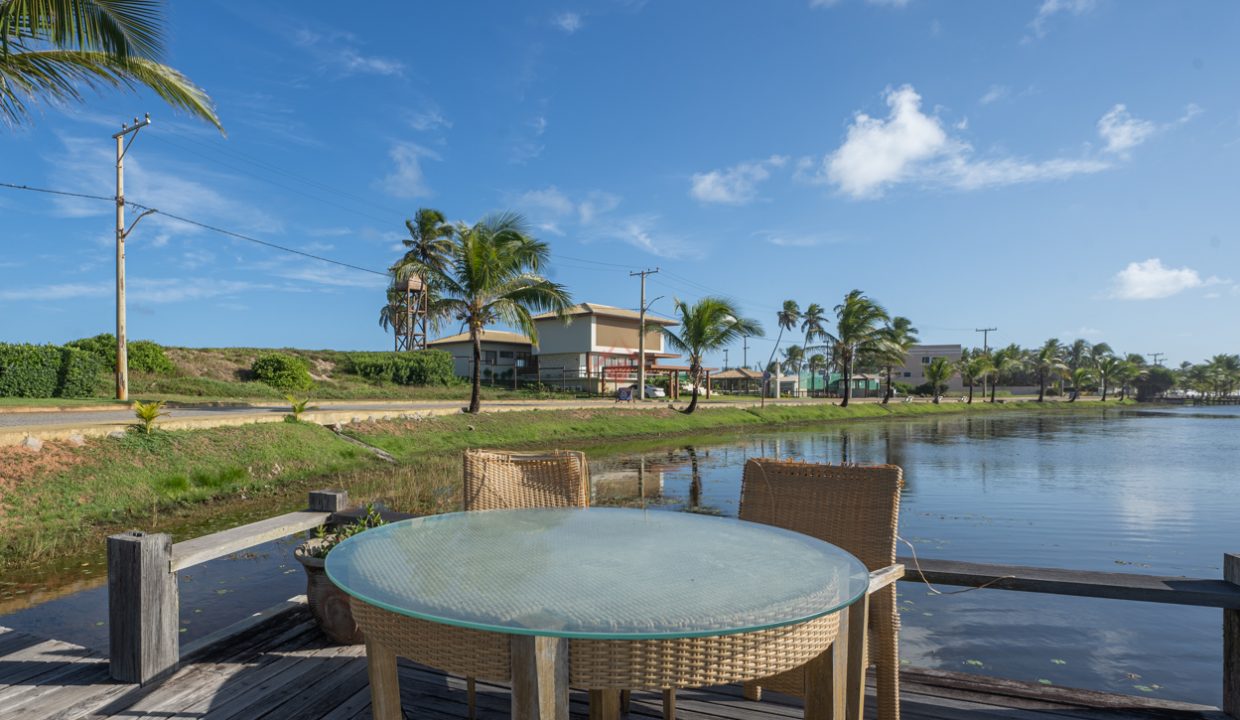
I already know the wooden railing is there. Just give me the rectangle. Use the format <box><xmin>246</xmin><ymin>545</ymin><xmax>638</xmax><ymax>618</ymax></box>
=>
<box><xmin>106</xmin><ymin>489</ymin><xmax>350</xmax><ymax>685</ymax></box>
<box><xmin>897</xmin><ymin>553</ymin><xmax>1240</xmax><ymax>717</ymax></box>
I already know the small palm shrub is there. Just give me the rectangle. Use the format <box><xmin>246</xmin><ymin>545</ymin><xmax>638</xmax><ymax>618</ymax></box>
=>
<box><xmin>285</xmin><ymin>395</ymin><xmax>317</xmax><ymax>422</ymax></box>
<box><xmin>133</xmin><ymin>400</ymin><xmax>169</xmax><ymax>435</ymax></box>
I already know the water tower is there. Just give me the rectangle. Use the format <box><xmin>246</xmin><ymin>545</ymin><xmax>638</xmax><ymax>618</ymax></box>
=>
<box><xmin>394</xmin><ymin>275</ymin><xmax>428</xmax><ymax>351</ymax></box>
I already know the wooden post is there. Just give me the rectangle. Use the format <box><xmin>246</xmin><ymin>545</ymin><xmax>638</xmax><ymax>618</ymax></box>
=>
<box><xmin>845</xmin><ymin>596</ymin><xmax>870</xmax><ymax>720</ymax></box>
<box><xmin>587</xmin><ymin>690</ymin><xmax>620</xmax><ymax>720</ymax></box>
<box><xmin>804</xmin><ymin>618</ymin><xmax>848</xmax><ymax>720</ymax></box>
<box><xmin>108</xmin><ymin>531</ymin><xmax>178</xmax><ymax>684</ymax></box>
<box><xmin>512</xmin><ymin>635</ymin><xmax>569</xmax><ymax>720</ymax></box>
<box><xmin>1225</xmin><ymin>553</ymin><xmax>1240</xmax><ymax>718</ymax></box>
<box><xmin>309</xmin><ymin>489</ymin><xmax>349</xmax><ymax>513</ymax></box>
<box><xmin>365</xmin><ymin>638</ymin><xmax>403</xmax><ymax>720</ymax></box>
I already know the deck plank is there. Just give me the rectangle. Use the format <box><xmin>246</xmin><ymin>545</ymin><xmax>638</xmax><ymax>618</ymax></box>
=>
<box><xmin>0</xmin><ymin>610</ymin><xmax>1223</xmax><ymax>720</ymax></box>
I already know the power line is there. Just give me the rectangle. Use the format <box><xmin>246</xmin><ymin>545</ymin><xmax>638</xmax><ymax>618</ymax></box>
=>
<box><xmin>0</xmin><ymin>181</ymin><xmax>388</xmax><ymax>277</ymax></box>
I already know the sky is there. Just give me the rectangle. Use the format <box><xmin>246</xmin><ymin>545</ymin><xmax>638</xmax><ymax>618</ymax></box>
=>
<box><xmin>2</xmin><ymin>0</ymin><xmax>1239</xmax><ymax>368</ymax></box>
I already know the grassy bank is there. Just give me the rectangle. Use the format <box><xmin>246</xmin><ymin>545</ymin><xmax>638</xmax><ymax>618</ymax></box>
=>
<box><xmin>0</xmin><ymin>399</ymin><xmax>1117</xmax><ymax>578</ymax></box>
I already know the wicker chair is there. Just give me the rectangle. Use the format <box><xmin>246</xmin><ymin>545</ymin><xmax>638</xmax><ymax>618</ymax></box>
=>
<box><xmin>737</xmin><ymin>458</ymin><xmax>904</xmax><ymax>720</ymax></box>
<box><xmin>461</xmin><ymin>448</ymin><xmax>590</xmax><ymax>718</ymax></box>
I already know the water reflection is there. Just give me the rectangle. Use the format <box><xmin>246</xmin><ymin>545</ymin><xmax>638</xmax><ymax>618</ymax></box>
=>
<box><xmin>587</xmin><ymin>407</ymin><xmax>1239</xmax><ymax>705</ymax></box>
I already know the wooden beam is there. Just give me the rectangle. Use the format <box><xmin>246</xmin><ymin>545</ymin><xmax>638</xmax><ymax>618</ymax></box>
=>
<box><xmin>171</xmin><ymin>510</ymin><xmax>330</xmax><ymax>572</ymax></box>
<box><xmin>1224</xmin><ymin>553</ymin><xmax>1240</xmax><ymax>719</ymax></box>
<box><xmin>513</xmin><ymin>636</ymin><xmax>569</xmax><ymax>720</ymax></box>
<box><xmin>899</xmin><ymin>555</ymin><xmax>1240</xmax><ymax>609</ymax></box>
<box><xmin>108</xmin><ymin>531</ymin><xmax>178</xmax><ymax>684</ymax></box>
<box><xmin>309</xmin><ymin>489</ymin><xmax>349</xmax><ymax>512</ymax></box>
<box><xmin>869</xmin><ymin>563</ymin><xmax>905</xmax><ymax>593</ymax></box>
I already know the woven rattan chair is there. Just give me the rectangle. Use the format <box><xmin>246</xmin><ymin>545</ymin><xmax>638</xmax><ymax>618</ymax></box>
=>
<box><xmin>461</xmin><ymin>448</ymin><xmax>590</xmax><ymax>718</ymax></box>
<box><xmin>737</xmin><ymin>458</ymin><xmax>905</xmax><ymax>720</ymax></box>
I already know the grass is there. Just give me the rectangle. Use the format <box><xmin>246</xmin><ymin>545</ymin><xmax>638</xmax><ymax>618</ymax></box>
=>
<box><xmin>0</xmin><ymin>398</ymin><xmax>1121</xmax><ymax>580</ymax></box>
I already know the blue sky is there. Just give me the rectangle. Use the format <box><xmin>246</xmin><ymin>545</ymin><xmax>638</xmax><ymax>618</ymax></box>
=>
<box><xmin>2</xmin><ymin>0</ymin><xmax>1238</xmax><ymax>368</ymax></box>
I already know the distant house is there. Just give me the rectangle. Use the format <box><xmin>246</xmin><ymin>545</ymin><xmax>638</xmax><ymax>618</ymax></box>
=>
<box><xmin>713</xmin><ymin>368</ymin><xmax>763</xmax><ymax>395</ymax></box>
<box><xmin>424</xmin><ymin>302</ymin><xmax>687</xmax><ymax>394</ymax></box>
<box><xmin>895</xmin><ymin>344</ymin><xmax>964</xmax><ymax>391</ymax></box>
<box><xmin>427</xmin><ymin>330</ymin><xmax>535</xmax><ymax>380</ymax></box>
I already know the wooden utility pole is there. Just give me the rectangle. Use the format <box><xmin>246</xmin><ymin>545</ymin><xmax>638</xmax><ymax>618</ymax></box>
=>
<box><xmin>631</xmin><ymin>268</ymin><xmax>659</xmax><ymax>400</ymax></box>
<box><xmin>113</xmin><ymin>114</ymin><xmax>154</xmax><ymax>401</ymax></box>
<box><xmin>1149</xmin><ymin>352</ymin><xmax>1165</xmax><ymax>366</ymax></box>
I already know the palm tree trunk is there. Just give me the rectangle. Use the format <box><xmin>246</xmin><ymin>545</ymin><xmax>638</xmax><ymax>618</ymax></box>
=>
<box><xmin>1038</xmin><ymin>372</ymin><xmax>1046</xmax><ymax>402</ymax></box>
<box><xmin>1101</xmin><ymin>381</ymin><xmax>1108</xmax><ymax>402</ymax></box>
<box><xmin>469</xmin><ymin>324</ymin><xmax>483</xmax><ymax>413</ymax></box>
<box><xmin>682</xmin><ymin>364</ymin><xmax>702</xmax><ymax>414</ymax></box>
<box><xmin>967</xmin><ymin>380</ymin><xmax>974</xmax><ymax>404</ymax></box>
<box><xmin>841</xmin><ymin>352</ymin><xmax>852</xmax><ymax>408</ymax></box>
<box><xmin>884</xmin><ymin>365</ymin><xmax>893</xmax><ymax>404</ymax></box>
<box><xmin>990</xmin><ymin>373</ymin><xmax>998</xmax><ymax>403</ymax></box>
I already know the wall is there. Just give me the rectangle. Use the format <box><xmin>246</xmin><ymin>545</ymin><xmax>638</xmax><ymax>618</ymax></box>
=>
<box><xmin>897</xmin><ymin>344</ymin><xmax>965</xmax><ymax>391</ymax></box>
<box><xmin>593</xmin><ymin>317</ymin><xmax>663</xmax><ymax>354</ymax></box>
<box><xmin>533</xmin><ymin>317</ymin><xmax>592</xmax><ymax>355</ymax></box>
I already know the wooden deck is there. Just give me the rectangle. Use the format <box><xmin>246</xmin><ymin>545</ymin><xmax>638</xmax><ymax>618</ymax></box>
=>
<box><xmin>0</xmin><ymin>607</ymin><xmax>1224</xmax><ymax>720</ymax></box>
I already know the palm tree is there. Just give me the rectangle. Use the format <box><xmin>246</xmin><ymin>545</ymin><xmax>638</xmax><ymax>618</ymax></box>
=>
<box><xmin>798</xmin><ymin>303</ymin><xmax>827</xmax><ymax>386</ymax></box>
<box><xmin>1</xmin><ymin>0</ymin><xmax>220</xmax><ymax>130</ymax></box>
<box><xmin>1069</xmin><ymin>367</ymin><xmax>1094</xmax><ymax>402</ymax></box>
<box><xmin>1066</xmin><ymin>339</ymin><xmax>1089</xmax><ymax>375</ymax></box>
<box><xmin>923</xmin><ymin>357</ymin><xmax>955</xmax><ymax>404</ymax></box>
<box><xmin>1033</xmin><ymin>338</ymin><xmax>1067</xmax><ymax>402</ymax></box>
<box><xmin>988</xmin><ymin>344</ymin><xmax>1025</xmax><ymax>403</ymax></box>
<box><xmin>781</xmin><ymin>344</ymin><xmax>804</xmax><ymax>376</ymax></box>
<box><xmin>661</xmin><ymin>297</ymin><xmax>763</xmax><ymax>414</ymax></box>
<box><xmin>763</xmin><ymin>300</ymin><xmax>800</xmax><ymax>399</ymax></box>
<box><xmin>1096</xmin><ymin>355</ymin><xmax>1122</xmax><ymax>401</ymax></box>
<box><xmin>424</xmin><ymin>212</ymin><xmax>571</xmax><ymax>413</ymax></box>
<box><xmin>392</xmin><ymin>208</ymin><xmax>454</xmax><ymax>282</ymax></box>
<box><xmin>879</xmin><ymin>316</ymin><xmax>918</xmax><ymax>404</ymax></box>
<box><xmin>1114</xmin><ymin>360</ymin><xmax>1144</xmax><ymax>401</ymax></box>
<box><xmin>807</xmin><ymin>353</ymin><xmax>829</xmax><ymax>397</ymax></box>
<box><xmin>827</xmin><ymin>290</ymin><xmax>889</xmax><ymax>407</ymax></box>
<box><xmin>959</xmin><ymin>351</ymin><xmax>989</xmax><ymax>404</ymax></box>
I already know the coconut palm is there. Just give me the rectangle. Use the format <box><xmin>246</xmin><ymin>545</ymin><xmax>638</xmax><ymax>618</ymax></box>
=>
<box><xmin>392</xmin><ymin>208</ymin><xmax>454</xmax><ymax>283</ymax></box>
<box><xmin>959</xmin><ymin>351</ymin><xmax>989</xmax><ymax>404</ymax></box>
<box><xmin>826</xmin><ymin>290</ymin><xmax>889</xmax><ymax>407</ymax></box>
<box><xmin>923</xmin><ymin>357</ymin><xmax>955</xmax><ymax>404</ymax></box>
<box><xmin>781</xmin><ymin>344</ymin><xmax>804</xmax><ymax>376</ymax></box>
<box><xmin>661</xmin><ymin>297</ymin><xmax>764</xmax><ymax>414</ymax></box>
<box><xmin>988</xmin><ymin>344</ymin><xmax>1025</xmax><ymax>403</ymax></box>
<box><xmin>799</xmin><ymin>302</ymin><xmax>827</xmax><ymax>365</ymax></box>
<box><xmin>1</xmin><ymin>0</ymin><xmax>220</xmax><ymax>130</ymax></box>
<box><xmin>1113</xmin><ymin>360</ymin><xmax>1145</xmax><ymax>401</ymax></box>
<box><xmin>1096</xmin><ymin>355</ymin><xmax>1123</xmax><ymax>401</ymax></box>
<box><xmin>878</xmin><ymin>316</ymin><xmax>918</xmax><ymax>404</ymax></box>
<box><xmin>1066</xmin><ymin>339</ymin><xmax>1089</xmax><ymax>374</ymax></box>
<box><xmin>1033</xmin><ymin>338</ymin><xmax>1067</xmax><ymax>402</ymax></box>
<box><xmin>424</xmin><ymin>212</ymin><xmax>571</xmax><ymax>413</ymax></box>
<box><xmin>807</xmin><ymin>353</ymin><xmax>829</xmax><ymax>397</ymax></box>
<box><xmin>1069</xmin><ymin>367</ymin><xmax>1094</xmax><ymax>402</ymax></box>
<box><xmin>763</xmin><ymin>300</ymin><xmax>801</xmax><ymax>399</ymax></box>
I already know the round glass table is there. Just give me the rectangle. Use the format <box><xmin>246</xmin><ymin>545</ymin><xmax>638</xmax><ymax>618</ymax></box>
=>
<box><xmin>327</xmin><ymin>508</ymin><xmax>871</xmax><ymax>720</ymax></box>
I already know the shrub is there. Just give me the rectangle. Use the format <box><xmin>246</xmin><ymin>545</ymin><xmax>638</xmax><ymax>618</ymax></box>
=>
<box><xmin>66</xmin><ymin>333</ymin><xmax>116</xmax><ymax>369</ymax></box>
<box><xmin>0</xmin><ymin>344</ymin><xmax>63</xmax><ymax>397</ymax></box>
<box><xmin>344</xmin><ymin>350</ymin><xmax>454</xmax><ymax>386</ymax></box>
<box><xmin>129</xmin><ymin>341</ymin><xmax>175</xmax><ymax>374</ymax></box>
<box><xmin>133</xmin><ymin>400</ymin><xmax>169</xmax><ymax>435</ymax></box>
<box><xmin>57</xmin><ymin>347</ymin><xmax>105</xmax><ymax>398</ymax></box>
<box><xmin>251</xmin><ymin>352</ymin><xmax>314</xmax><ymax>391</ymax></box>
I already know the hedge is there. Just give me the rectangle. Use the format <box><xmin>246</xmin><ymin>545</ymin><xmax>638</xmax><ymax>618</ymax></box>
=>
<box><xmin>0</xmin><ymin>343</ymin><xmax>105</xmax><ymax>398</ymax></box>
<box><xmin>251</xmin><ymin>352</ymin><xmax>314</xmax><ymax>391</ymax></box>
<box><xmin>66</xmin><ymin>334</ymin><xmax>175</xmax><ymax>375</ymax></box>
<box><xmin>345</xmin><ymin>350</ymin><xmax>455</xmax><ymax>386</ymax></box>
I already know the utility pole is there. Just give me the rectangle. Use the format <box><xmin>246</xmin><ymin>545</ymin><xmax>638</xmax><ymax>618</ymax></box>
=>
<box><xmin>742</xmin><ymin>336</ymin><xmax>749</xmax><ymax>369</ymax></box>
<box><xmin>975</xmin><ymin>327</ymin><xmax>997</xmax><ymax>399</ymax></box>
<box><xmin>1149</xmin><ymin>352</ymin><xmax>1165</xmax><ymax>367</ymax></box>
<box><xmin>113</xmin><ymin>114</ymin><xmax>155</xmax><ymax>401</ymax></box>
<box><xmin>723</xmin><ymin>348</ymin><xmax>729</xmax><ymax>370</ymax></box>
<box><xmin>631</xmin><ymin>268</ymin><xmax>659</xmax><ymax>400</ymax></box>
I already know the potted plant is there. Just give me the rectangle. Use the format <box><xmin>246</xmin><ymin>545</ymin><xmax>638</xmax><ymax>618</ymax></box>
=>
<box><xmin>294</xmin><ymin>505</ymin><xmax>385</xmax><ymax>645</ymax></box>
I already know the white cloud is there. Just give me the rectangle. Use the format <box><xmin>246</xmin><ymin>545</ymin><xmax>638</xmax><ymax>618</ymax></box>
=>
<box><xmin>1109</xmin><ymin>258</ymin><xmax>1222</xmax><ymax>300</ymax></box>
<box><xmin>690</xmin><ymin>155</ymin><xmax>788</xmax><ymax>205</ymax></box>
<box><xmin>408</xmin><ymin>106</ymin><xmax>452</xmax><ymax>132</ymax></box>
<box><xmin>1028</xmin><ymin>0</ymin><xmax>1095</xmax><ymax>40</ymax></box>
<box><xmin>812</xmin><ymin>85</ymin><xmax>1114</xmax><ymax>198</ymax></box>
<box><xmin>0</xmin><ymin>278</ymin><xmax>269</xmax><ymax>303</ymax></box>
<box><xmin>294</xmin><ymin>29</ymin><xmax>404</xmax><ymax>77</ymax></box>
<box><xmin>379</xmin><ymin>142</ymin><xmax>438</xmax><ymax>198</ymax></box>
<box><xmin>761</xmin><ymin>234</ymin><xmax>828</xmax><ymax>248</ymax></box>
<box><xmin>825</xmin><ymin>86</ymin><xmax>952</xmax><ymax>198</ymax></box>
<box><xmin>578</xmin><ymin>191</ymin><xmax>620</xmax><ymax>224</ymax></box>
<box><xmin>593</xmin><ymin>216</ymin><xmax>696</xmax><ymax>259</ymax></box>
<box><xmin>1097</xmin><ymin>104</ymin><xmax>1156</xmax><ymax>155</ymax></box>
<box><xmin>510</xmin><ymin>115</ymin><xmax>549</xmax><ymax>164</ymax></box>
<box><xmin>516</xmin><ymin>186</ymin><xmax>576</xmax><ymax>217</ymax></box>
<box><xmin>979</xmin><ymin>85</ymin><xmax>1009</xmax><ymax>105</ymax></box>
<box><xmin>1062</xmin><ymin>326</ymin><xmax>1102</xmax><ymax>339</ymax></box>
<box><xmin>553</xmin><ymin>12</ymin><xmax>583</xmax><ymax>33</ymax></box>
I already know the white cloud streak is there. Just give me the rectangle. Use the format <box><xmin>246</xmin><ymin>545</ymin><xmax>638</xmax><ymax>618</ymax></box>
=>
<box><xmin>379</xmin><ymin>142</ymin><xmax>438</xmax><ymax>198</ymax></box>
<box><xmin>1028</xmin><ymin>0</ymin><xmax>1095</xmax><ymax>40</ymax></box>
<box><xmin>1109</xmin><ymin>258</ymin><xmax>1222</xmax><ymax>300</ymax></box>
<box><xmin>690</xmin><ymin>156</ymin><xmax>788</xmax><ymax>205</ymax></box>
<box><xmin>553</xmin><ymin>12</ymin><xmax>583</xmax><ymax>33</ymax></box>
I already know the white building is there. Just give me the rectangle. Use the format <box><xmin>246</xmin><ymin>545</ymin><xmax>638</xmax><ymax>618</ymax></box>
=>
<box><xmin>894</xmin><ymin>344</ymin><xmax>964</xmax><ymax>391</ymax></box>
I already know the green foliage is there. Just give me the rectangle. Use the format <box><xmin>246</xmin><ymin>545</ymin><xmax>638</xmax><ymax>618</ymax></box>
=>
<box><xmin>0</xmin><ymin>343</ymin><xmax>105</xmax><ymax>398</ymax></box>
<box><xmin>129</xmin><ymin>340</ymin><xmax>175</xmax><ymax>374</ymax></box>
<box><xmin>285</xmin><ymin>395</ymin><xmax>317</xmax><ymax>422</ymax></box>
<box><xmin>304</xmin><ymin>505</ymin><xmax>387</xmax><ymax>559</ymax></box>
<box><xmin>1136</xmin><ymin>366</ymin><xmax>1176</xmax><ymax>401</ymax></box>
<box><xmin>56</xmin><ymin>346</ymin><xmax>105</xmax><ymax>398</ymax></box>
<box><xmin>344</xmin><ymin>350</ymin><xmax>455</xmax><ymax>386</ymax></box>
<box><xmin>189</xmin><ymin>466</ymin><xmax>247</xmax><ymax>489</ymax></box>
<box><xmin>251</xmin><ymin>352</ymin><xmax>314</xmax><ymax>391</ymax></box>
<box><xmin>66</xmin><ymin>333</ymin><xmax>117</xmax><ymax>369</ymax></box>
<box><xmin>133</xmin><ymin>400</ymin><xmax>169</xmax><ymax>435</ymax></box>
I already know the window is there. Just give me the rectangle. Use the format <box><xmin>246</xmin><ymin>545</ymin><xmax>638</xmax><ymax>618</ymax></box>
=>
<box><xmin>903</xmin><ymin>371</ymin><xmax>912</xmax><ymax>378</ymax></box>
<box><xmin>484</xmin><ymin>351</ymin><xmax>498</xmax><ymax>365</ymax></box>
<box><xmin>921</xmin><ymin>356</ymin><xmax>931</xmax><ymax>364</ymax></box>
<box><xmin>499</xmin><ymin>351</ymin><xmax>514</xmax><ymax>359</ymax></box>
<box><xmin>515</xmin><ymin>351</ymin><xmax>531</xmax><ymax>363</ymax></box>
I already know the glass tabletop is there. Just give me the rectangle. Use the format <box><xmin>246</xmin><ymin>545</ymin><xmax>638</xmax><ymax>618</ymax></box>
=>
<box><xmin>325</xmin><ymin>508</ymin><xmax>870</xmax><ymax>640</ymax></box>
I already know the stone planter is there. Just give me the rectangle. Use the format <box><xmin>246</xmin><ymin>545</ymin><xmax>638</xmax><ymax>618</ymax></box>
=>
<box><xmin>294</xmin><ymin>539</ymin><xmax>363</xmax><ymax>645</ymax></box>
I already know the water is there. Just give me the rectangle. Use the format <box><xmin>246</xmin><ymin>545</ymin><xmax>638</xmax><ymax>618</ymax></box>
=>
<box><xmin>589</xmin><ymin>406</ymin><xmax>1237</xmax><ymax>705</ymax></box>
<box><xmin>1</xmin><ymin>407</ymin><xmax>1231</xmax><ymax>705</ymax></box>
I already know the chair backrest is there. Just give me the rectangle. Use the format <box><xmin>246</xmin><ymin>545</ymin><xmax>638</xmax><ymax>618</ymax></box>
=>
<box><xmin>462</xmin><ymin>449</ymin><xmax>591</xmax><ymax>511</ymax></box>
<box><xmin>739</xmin><ymin>459</ymin><xmax>901</xmax><ymax>572</ymax></box>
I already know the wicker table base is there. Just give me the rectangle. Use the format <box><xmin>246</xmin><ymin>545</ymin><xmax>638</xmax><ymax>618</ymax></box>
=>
<box><xmin>352</xmin><ymin>597</ymin><xmax>862</xmax><ymax>720</ymax></box>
